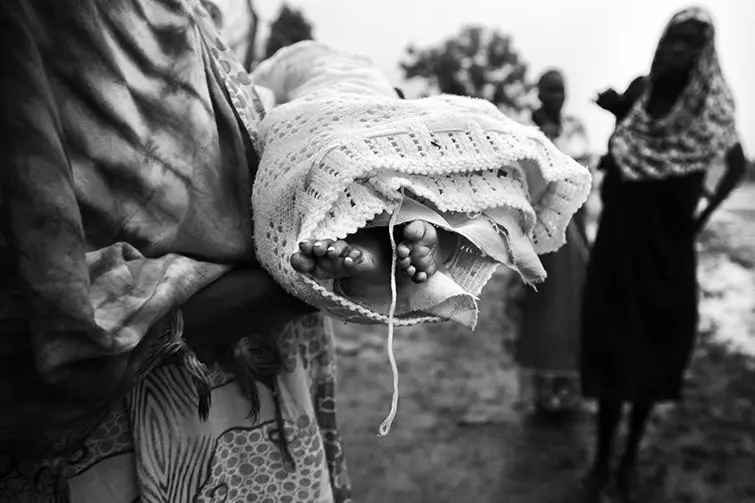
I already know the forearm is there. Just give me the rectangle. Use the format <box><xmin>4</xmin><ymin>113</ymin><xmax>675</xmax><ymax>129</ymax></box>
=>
<box><xmin>612</xmin><ymin>98</ymin><xmax>634</xmax><ymax>122</ymax></box>
<box><xmin>182</xmin><ymin>267</ymin><xmax>316</xmax><ymax>348</ymax></box>
<box><xmin>706</xmin><ymin>172</ymin><xmax>743</xmax><ymax>211</ymax></box>
<box><xmin>703</xmin><ymin>144</ymin><xmax>746</xmax><ymax>215</ymax></box>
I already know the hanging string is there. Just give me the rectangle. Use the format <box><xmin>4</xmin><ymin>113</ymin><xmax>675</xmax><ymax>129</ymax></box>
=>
<box><xmin>377</xmin><ymin>197</ymin><xmax>402</xmax><ymax>438</ymax></box>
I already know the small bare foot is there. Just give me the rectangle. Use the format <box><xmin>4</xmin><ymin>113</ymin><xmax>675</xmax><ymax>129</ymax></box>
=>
<box><xmin>290</xmin><ymin>221</ymin><xmax>453</xmax><ymax>286</ymax></box>
<box><xmin>396</xmin><ymin>220</ymin><xmax>444</xmax><ymax>284</ymax></box>
<box><xmin>289</xmin><ymin>235</ymin><xmax>383</xmax><ymax>280</ymax></box>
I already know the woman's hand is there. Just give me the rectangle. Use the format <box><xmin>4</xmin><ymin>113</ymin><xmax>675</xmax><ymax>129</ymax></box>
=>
<box><xmin>594</xmin><ymin>88</ymin><xmax>621</xmax><ymax>112</ymax></box>
<box><xmin>181</xmin><ymin>267</ymin><xmax>317</xmax><ymax>349</ymax></box>
<box><xmin>693</xmin><ymin>204</ymin><xmax>715</xmax><ymax>234</ymax></box>
<box><xmin>694</xmin><ymin>143</ymin><xmax>747</xmax><ymax>234</ymax></box>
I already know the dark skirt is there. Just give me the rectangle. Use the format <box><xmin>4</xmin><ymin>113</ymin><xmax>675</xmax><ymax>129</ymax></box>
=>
<box><xmin>580</xmin><ymin>165</ymin><xmax>705</xmax><ymax>403</ymax></box>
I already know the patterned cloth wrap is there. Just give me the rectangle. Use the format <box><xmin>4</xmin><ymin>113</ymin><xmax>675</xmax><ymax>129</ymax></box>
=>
<box><xmin>611</xmin><ymin>7</ymin><xmax>739</xmax><ymax>181</ymax></box>
<box><xmin>250</xmin><ymin>41</ymin><xmax>593</xmax><ymax>330</ymax></box>
<box><xmin>0</xmin><ymin>0</ymin><xmax>266</xmax><ymax>473</ymax></box>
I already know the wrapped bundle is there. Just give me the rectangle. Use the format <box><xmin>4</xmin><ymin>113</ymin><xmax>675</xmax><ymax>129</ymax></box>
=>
<box><xmin>251</xmin><ymin>41</ymin><xmax>592</xmax><ymax>329</ymax></box>
<box><xmin>250</xmin><ymin>41</ymin><xmax>591</xmax><ymax>434</ymax></box>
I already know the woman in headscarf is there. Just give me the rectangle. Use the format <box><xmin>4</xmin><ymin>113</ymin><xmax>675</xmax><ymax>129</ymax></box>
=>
<box><xmin>512</xmin><ymin>69</ymin><xmax>592</xmax><ymax>415</ymax></box>
<box><xmin>581</xmin><ymin>8</ymin><xmax>747</xmax><ymax>502</ymax></box>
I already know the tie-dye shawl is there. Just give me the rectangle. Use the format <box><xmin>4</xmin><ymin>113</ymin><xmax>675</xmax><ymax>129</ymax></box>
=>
<box><xmin>0</xmin><ymin>0</ymin><xmax>264</xmax><ymax>462</ymax></box>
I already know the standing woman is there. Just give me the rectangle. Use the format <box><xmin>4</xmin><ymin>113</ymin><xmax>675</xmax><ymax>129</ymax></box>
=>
<box><xmin>514</xmin><ymin>69</ymin><xmax>592</xmax><ymax>415</ymax></box>
<box><xmin>581</xmin><ymin>8</ymin><xmax>747</xmax><ymax>502</ymax></box>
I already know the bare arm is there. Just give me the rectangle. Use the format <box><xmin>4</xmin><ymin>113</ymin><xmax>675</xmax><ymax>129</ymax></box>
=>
<box><xmin>595</xmin><ymin>76</ymin><xmax>646</xmax><ymax>120</ymax></box>
<box><xmin>182</xmin><ymin>267</ymin><xmax>317</xmax><ymax>349</ymax></box>
<box><xmin>695</xmin><ymin>143</ymin><xmax>747</xmax><ymax>232</ymax></box>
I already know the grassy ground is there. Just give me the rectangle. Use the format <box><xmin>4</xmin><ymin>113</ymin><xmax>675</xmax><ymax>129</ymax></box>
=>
<box><xmin>332</xmin><ymin>184</ymin><xmax>755</xmax><ymax>503</ymax></box>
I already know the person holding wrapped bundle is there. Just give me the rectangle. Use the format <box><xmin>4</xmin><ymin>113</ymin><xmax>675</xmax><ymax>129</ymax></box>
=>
<box><xmin>0</xmin><ymin>1</ymin><xmax>589</xmax><ymax>498</ymax></box>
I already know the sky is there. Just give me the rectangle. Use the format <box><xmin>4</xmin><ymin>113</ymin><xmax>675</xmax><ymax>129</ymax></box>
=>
<box><xmin>253</xmin><ymin>0</ymin><xmax>754</xmax><ymax>157</ymax></box>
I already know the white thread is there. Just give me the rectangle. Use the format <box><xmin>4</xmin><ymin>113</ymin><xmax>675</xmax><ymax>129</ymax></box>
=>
<box><xmin>377</xmin><ymin>198</ymin><xmax>402</xmax><ymax>438</ymax></box>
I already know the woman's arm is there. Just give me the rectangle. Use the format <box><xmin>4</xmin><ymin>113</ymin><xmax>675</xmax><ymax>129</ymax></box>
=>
<box><xmin>182</xmin><ymin>267</ymin><xmax>317</xmax><ymax>349</ymax></box>
<box><xmin>614</xmin><ymin>76</ymin><xmax>647</xmax><ymax>121</ymax></box>
<box><xmin>594</xmin><ymin>76</ymin><xmax>646</xmax><ymax>120</ymax></box>
<box><xmin>695</xmin><ymin>143</ymin><xmax>747</xmax><ymax>232</ymax></box>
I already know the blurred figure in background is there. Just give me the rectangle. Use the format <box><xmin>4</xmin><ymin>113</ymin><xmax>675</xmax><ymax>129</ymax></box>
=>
<box><xmin>581</xmin><ymin>8</ymin><xmax>747</xmax><ymax>502</ymax></box>
<box><xmin>510</xmin><ymin>69</ymin><xmax>592</xmax><ymax>416</ymax></box>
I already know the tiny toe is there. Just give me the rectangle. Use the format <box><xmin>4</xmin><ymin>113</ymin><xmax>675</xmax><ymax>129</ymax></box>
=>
<box><xmin>403</xmin><ymin>220</ymin><xmax>428</xmax><ymax>242</ymax></box>
<box><xmin>299</xmin><ymin>240</ymin><xmax>314</xmax><ymax>255</ymax></box>
<box><xmin>327</xmin><ymin>240</ymin><xmax>348</xmax><ymax>259</ymax></box>
<box><xmin>396</xmin><ymin>243</ymin><xmax>411</xmax><ymax>259</ymax></box>
<box><xmin>399</xmin><ymin>258</ymin><xmax>413</xmax><ymax>277</ymax></box>
<box><xmin>290</xmin><ymin>252</ymin><xmax>316</xmax><ymax>273</ymax></box>
<box><xmin>405</xmin><ymin>265</ymin><xmax>416</xmax><ymax>278</ymax></box>
<box><xmin>346</xmin><ymin>248</ymin><xmax>364</xmax><ymax>263</ymax></box>
<box><xmin>423</xmin><ymin>222</ymin><xmax>438</xmax><ymax>242</ymax></box>
<box><xmin>414</xmin><ymin>271</ymin><xmax>428</xmax><ymax>283</ymax></box>
<box><xmin>312</xmin><ymin>239</ymin><xmax>333</xmax><ymax>257</ymax></box>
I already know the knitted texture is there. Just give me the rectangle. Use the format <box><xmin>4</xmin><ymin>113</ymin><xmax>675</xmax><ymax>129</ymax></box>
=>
<box><xmin>250</xmin><ymin>41</ymin><xmax>592</xmax><ymax>326</ymax></box>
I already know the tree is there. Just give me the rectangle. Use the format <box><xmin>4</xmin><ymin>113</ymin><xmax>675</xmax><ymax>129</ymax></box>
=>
<box><xmin>263</xmin><ymin>4</ymin><xmax>314</xmax><ymax>60</ymax></box>
<box><xmin>401</xmin><ymin>26</ymin><xmax>535</xmax><ymax>117</ymax></box>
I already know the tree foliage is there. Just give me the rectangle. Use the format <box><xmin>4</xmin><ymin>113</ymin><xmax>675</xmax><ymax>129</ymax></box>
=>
<box><xmin>263</xmin><ymin>4</ymin><xmax>314</xmax><ymax>60</ymax></box>
<box><xmin>401</xmin><ymin>26</ymin><xmax>534</xmax><ymax>114</ymax></box>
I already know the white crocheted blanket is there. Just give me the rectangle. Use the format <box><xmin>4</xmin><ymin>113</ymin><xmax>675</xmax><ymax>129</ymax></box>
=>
<box><xmin>250</xmin><ymin>41</ymin><xmax>591</xmax><ymax>329</ymax></box>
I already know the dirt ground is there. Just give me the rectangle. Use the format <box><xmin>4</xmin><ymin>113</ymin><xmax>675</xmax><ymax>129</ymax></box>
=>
<box><xmin>332</xmin><ymin>184</ymin><xmax>755</xmax><ymax>503</ymax></box>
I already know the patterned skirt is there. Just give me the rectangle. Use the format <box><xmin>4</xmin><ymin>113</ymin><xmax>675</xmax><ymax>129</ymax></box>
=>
<box><xmin>0</xmin><ymin>314</ymin><xmax>352</xmax><ymax>503</ymax></box>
